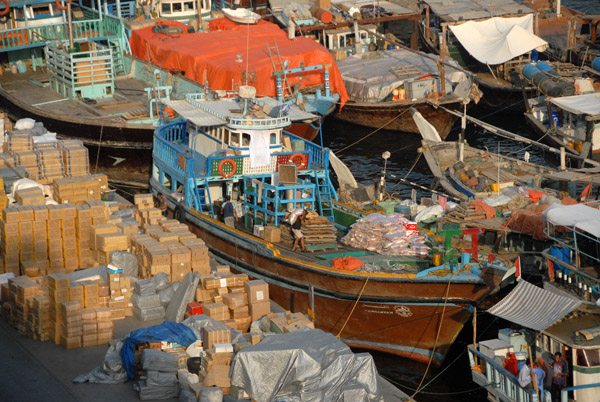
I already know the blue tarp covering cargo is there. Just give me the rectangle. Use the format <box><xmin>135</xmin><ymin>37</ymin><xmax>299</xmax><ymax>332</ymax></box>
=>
<box><xmin>120</xmin><ymin>321</ymin><xmax>196</xmax><ymax>380</ymax></box>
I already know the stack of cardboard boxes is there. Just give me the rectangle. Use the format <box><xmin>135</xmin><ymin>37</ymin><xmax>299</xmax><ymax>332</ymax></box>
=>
<box><xmin>59</xmin><ymin>301</ymin><xmax>82</xmax><ymax>349</ymax></box>
<box><xmin>53</xmin><ymin>175</ymin><xmax>107</xmax><ymax>205</ymax></box>
<box><xmin>28</xmin><ymin>295</ymin><xmax>51</xmax><ymax>341</ymax></box>
<box><xmin>107</xmin><ymin>272</ymin><xmax>134</xmax><ymax>320</ymax></box>
<box><xmin>36</xmin><ymin>144</ymin><xmax>64</xmax><ymax>182</ymax></box>
<box><xmin>0</xmin><ymin>202</ymin><xmax>111</xmax><ymax>276</ymax></box>
<box><xmin>14</xmin><ymin>187</ymin><xmax>45</xmax><ymax>206</ymax></box>
<box><xmin>1</xmin><ymin>273</ymin><xmax>116</xmax><ymax>349</ymax></box>
<box><xmin>58</xmin><ymin>140</ymin><xmax>89</xmax><ymax>177</ymax></box>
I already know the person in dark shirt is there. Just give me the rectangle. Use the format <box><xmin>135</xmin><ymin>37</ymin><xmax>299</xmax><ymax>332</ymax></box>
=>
<box><xmin>221</xmin><ymin>195</ymin><xmax>237</xmax><ymax>228</ymax></box>
<box><xmin>291</xmin><ymin>209</ymin><xmax>307</xmax><ymax>252</ymax></box>
<box><xmin>156</xmin><ymin>192</ymin><xmax>167</xmax><ymax>217</ymax></box>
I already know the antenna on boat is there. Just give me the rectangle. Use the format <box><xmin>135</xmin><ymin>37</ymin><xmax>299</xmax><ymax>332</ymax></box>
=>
<box><xmin>378</xmin><ymin>151</ymin><xmax>391</xmax><ymax>201</ymax></box>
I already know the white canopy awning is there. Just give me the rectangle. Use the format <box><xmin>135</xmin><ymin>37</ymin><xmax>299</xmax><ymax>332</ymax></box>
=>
<box><xmin>488</xmin><ymin>280</ymin><xmax>582</xmax><ymax>332</ymax></box>
<box><xmin>448</xmin><ymin>14</ymin><xmax>548</xmax><ymax>65</ymax></box>
<box><xmin>550</xmin><ymin>93</ymin><xmax>600</xmax><ymax>116</ymax></box>
<box><xmin>543</xmin><ymin>203</ymin><xmax>600</xmax><ymax>237</ymax></box>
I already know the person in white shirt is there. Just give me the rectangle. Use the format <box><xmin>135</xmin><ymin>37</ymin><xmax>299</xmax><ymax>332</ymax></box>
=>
<box><xmin>518</xmin><ymin>359</ymin><xmax>533</xmax><ymax>389</ymax></box>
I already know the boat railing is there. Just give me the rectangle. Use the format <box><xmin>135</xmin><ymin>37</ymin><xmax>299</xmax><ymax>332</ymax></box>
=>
<box><xmin>154</xmin><ymin>121</ymin><xmax>193</xmax><ymax>176</ymax></box>
<box><xmin>542</xmin><ymin>249</ymin><xmax>600</xmax><ymax>301</ymax></box>
<box><xmin>284</xmin><ymin>130</ymin><xmax>329</xmax><ymax>169</ymax></box>
<box><xmin>103</xmin><ymin>1</ymin><xmax>137</xmax><ymax>19</ymax></box>
<box><xmin>467</xmin><ymin>346</ymin><xmax>540</xmax><ymax>402</ymax></box>
<box><xmin>203</xmin><ymin>151</ymin><xmax>312</xmax><ymax>178</ymax></box>
<box><xmin>185</xmin><ymin>93</ymin><xmax>291</xmax><ymax>129</ymax></box>
<box><xmin>0</xmin><ymin>16</ymin><xmax>116</xmax><ymax>52</ymax></box>
<box><xmin>561</xmin><ymin>383</ymin><xmax>600</xmax><ymax>402</ymax></box>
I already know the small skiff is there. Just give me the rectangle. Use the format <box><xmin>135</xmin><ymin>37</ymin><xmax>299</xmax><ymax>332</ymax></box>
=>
<box><xmin>222</xmin><ymin>8</ymin><xmax>261</xmax><ymax>24</ymax></box>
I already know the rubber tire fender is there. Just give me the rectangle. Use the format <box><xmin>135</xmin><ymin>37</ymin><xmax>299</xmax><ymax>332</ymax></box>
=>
<box><xmin>174</xmin><ymin>204</ymin><xmax>186</xmax><ymax>224</ymax></box>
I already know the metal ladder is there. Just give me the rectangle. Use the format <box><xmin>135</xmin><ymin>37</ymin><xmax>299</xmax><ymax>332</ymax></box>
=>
<box><xmin>186</xmin><ymin>173</ymin><xmax>214</xmax><ymax>218</ymax></box>
<box><xmin>108</xmin><ymin>38</ymin><xmax>125</xmax><ymax>75</ymax></box>
<box><xmin>313</xmin><ymin>170</ymin><xmax>335</xmax><ymax>220</ymax></box>
<box><xmin>266</xmin><ymin>40</ymin><xmax>292</xmax><ymax>97</ymax></box>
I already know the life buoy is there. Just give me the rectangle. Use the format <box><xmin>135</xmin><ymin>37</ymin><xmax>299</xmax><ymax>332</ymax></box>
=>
<box><xmin>0</xmin><ymin>0</ymin><xmax>9</xmax><ymax>16</ymax></box>
<box><xmin>56</xmin><ymin>0</ymin><xmax>71</xmax><ymax>11</ymax></box>
<box><xmin>218</xmin><ymin>158</ymin><xmax>237</xmax><ymax>178</ymax></box>
<box><xmin>288</xmin><ymin>153</ymin><xmax>307</xmax><ymax>169</ymax></box>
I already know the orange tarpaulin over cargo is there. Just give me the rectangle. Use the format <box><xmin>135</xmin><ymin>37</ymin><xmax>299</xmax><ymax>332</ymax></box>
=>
<box><xmin>129</xmin><ymin>19</ymin><xmax>348</xmax><ymax>106</ymax></box>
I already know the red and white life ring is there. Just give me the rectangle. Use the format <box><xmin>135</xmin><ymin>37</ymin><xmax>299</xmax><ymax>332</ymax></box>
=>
<box><xmin>0</xmin><ymin>0</ymin><xmax>9</xmax><ymax>16</ymax></box>
<box><xmin>288</xmin><ymin>153</ymin><xmax>307</xmax><ymax>170</ymax></box>
<box><xmin>218</xmin><ymin>159</ymin><xmax>237</xmax><ymax>178</ymax></box>
<box><xmin>56</xmin><ymin>0</ymin><xmax>72</xmax><ymax>11</ymax></box>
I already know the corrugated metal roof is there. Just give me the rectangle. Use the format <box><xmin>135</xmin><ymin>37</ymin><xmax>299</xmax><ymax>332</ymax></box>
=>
<box><xmin>424</xmin><ymin>0</ymin><xmax>534</xmax><ymax>23</ymax></box>
<box><xmin>487</xmin><ymin>280</ymin><xmax>582</xmax><ymax>331</ymax></box>
<box><xmin>163</xmin><ymin>100</ymin><xmax>225</xmax><ymax>127</ymax></box>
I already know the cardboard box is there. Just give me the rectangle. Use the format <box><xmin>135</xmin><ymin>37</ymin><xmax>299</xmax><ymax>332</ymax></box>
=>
<box><xmin>202</xmin><ymin>327</ymin><xmax>231</xmax><ymax>349</ymax></box>
<box><xmin>249</xmin><ymin>301</ymin><xmax>271</xmax><ymax>321</ymax></box>
<box><xmin>223</xmin><ymin>292</ymin><xmax>248</xmax><ymax>309</ymax></box>
<box><xmin>244</xmin><ymin>280</ymin><xmax>269</xmax><ymax>303</ymax></box>
<box><xmin>263</xmin><ymin>226</ymin><xmax>281</xmax><ymax>242</ymax></box>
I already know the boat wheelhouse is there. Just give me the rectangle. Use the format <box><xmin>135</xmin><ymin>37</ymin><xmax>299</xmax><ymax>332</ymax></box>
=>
<box><xmin>157</xmin><ymin>0</ymin><xmax>211</xmax><ymax>23</ymax></box>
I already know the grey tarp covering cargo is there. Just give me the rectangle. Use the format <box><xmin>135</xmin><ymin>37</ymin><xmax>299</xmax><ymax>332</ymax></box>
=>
<box><xmin>135</xmin><ymin>279</ymin><xmax>157</xmax><ymax>296</ymax></box>
<box><xmin>337</xmin><ymin>48</ymin><xmax>466</xmax><ymax>102</ymax></box>
<box><xmin>166</xmin><ymin>273</ymin><xmax>201</xmax><ymax>322</ymax></box>
<box><xmin>73</xmin><ymin>340</ymin><xmax>128</xmax><ymax>384</ymax></box>
<box><xmin>110</xmin><ymin>251</ymin><xmax>139</xmax><ymax>277</ymax></box>
<box><xmin>146</xmin><ymin>370</ymin><xmax>178</xmax><ymax>387</ymax></box>
<box><xmin>182</xmin><ymin>314</ymin><xmax>245</xmax><ymax>345</ymax></box>
<box><xmin>230</xmin><ymin>328</ymin><xmax>383</xmax><ymax>402</ymax></box>
<box><xmin>141</xmin><ymin>349</ymin><xmax>179</xmax><ymax>372</ymax></box>
<box><xmin>134</xmin><ymin>380</ymin><xmax>180</xmax><ymax>400</ymax></box>
<box><xmin>179</xmin><ymin>390</ymin><xmax>198</xmax><ymax>402</ymax></box>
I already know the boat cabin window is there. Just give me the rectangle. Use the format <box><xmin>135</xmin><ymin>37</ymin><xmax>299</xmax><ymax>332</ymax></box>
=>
<box><xmin>152</xmin><ymin>164</ymin><xmax>160</xmax><ymax>182</ymax></box>
<box><xmin>161</xmin><ymin>3</ymin><xmax>172</xmax><ymax>14</ymax></box>
<box><xmin>230</xmin><ymin>132</ymin><xmax>240</xmax><ymax>147</ymax></box>
<box><xmin>174</xmin><ymin>181</ymin><xmax>183</xmax><ymax>194</ymax></box>
<box><xmin>242</xmin><ymin>133</ymin><xmax>250</xmax><ymax>147</ymax></box>
<box><xmin>576</xmin><ymin>349</ymin><xmax>600</xmax><ymax>367</ymax></box>
<box><xmin>172</xmin><ymin>2</ymin><xmax>182</xmax><ymax>13</ymax></box>
<box><xmin>183</xmin><ymin>1</ymin><xmax>194</xmax><ymax>11</ymax></box>
<box><xmin>164</xmin><ymin>172</ymin><xmax>172</xmax><ymax>190</ymax></box>
<box><xmin>270</xmin><ymin>132</ymin><xmax>278</xmax><ymax>145</ymax></box>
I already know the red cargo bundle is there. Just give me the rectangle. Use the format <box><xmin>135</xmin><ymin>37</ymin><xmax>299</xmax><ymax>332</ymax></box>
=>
<box><xmin>186</xmin><ymin>301</ymin><xmax>203</xmax><ymax>316</ymax></box>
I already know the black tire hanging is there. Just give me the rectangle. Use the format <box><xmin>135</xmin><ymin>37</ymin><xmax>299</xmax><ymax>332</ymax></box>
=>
<box><xmin>174</xmin><ymin>204</ymin><xmax>186</xmax><ymax>223</ymax></box>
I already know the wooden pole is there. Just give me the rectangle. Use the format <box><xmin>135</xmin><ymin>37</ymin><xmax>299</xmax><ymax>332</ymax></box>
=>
<box><xmin>527</xmin><ymin>343</ymin><xmax>539</xmax><ymax>394</ymax></box>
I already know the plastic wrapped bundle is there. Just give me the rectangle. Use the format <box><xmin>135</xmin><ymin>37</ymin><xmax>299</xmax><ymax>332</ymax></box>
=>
<box><xmin>177</xmin><ymin>369</ymin><xmax>199</xmax><ymax>392</ymax></box>
<box><xmin>158</xmin><ymin>286</ymin><xmax>175</xmax><ymax>306</ymax></box>
<box><xmin>135</xmin><ymin>380</ymin><xmax>180</xmax><ymax>400</ymax></box>
<box><xmin>151</xmin><ymin>272</ymin><xmax>171</xmax><ymax>291</ymax></box>
<box><xmin>146</xmin><ymin>370</ymin><xmax>178</xmax><ymax>387</ymax></box>
<box><xmin>179</xmin><ymin>390</ymin><xmax>198</xmax><ymax>402</ymax></box>
<box><xmin>141</xmin><ymin>349</ymin><xmax>179</xmax><ymax>372</ymax></box>
<box><xmin>133</xmin><ymin>305</ymin><xmax>166</xmax><ymax>321</ymax></box>
<box><xmin>135</xmin><ymin>279</ymin><xmax>157</xmax><ymax>296</ymax></box>
<box><xmin>199</xmin><ymin>387</ymin><xmax>223</xmax><ymax>402</ymax></box>
<box><xmin>110</xmin><ymin>251</ymin><xmax>139</xmax><ymax>278</ymax></box>
<box><xmin>132</xmin><ymin>293</ymin><xmax>162</xmax><ymax>309</ymax></box>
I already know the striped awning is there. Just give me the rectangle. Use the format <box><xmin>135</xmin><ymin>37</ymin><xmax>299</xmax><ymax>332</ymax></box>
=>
<box><xmin>487</xmin><ymin>280</ymin><xmax>582</xmax><ymax>331</ymax></box>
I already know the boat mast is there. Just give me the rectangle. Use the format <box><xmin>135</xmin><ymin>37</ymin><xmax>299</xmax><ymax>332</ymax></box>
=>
<box><xmin>67</xmin><ymin>2</ymin><xmax>73</xmax><ymax>50</ymax></box>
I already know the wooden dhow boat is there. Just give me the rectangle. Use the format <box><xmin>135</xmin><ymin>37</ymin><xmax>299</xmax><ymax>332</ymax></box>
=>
<box><xmin>148</xmin><ymin>86</ymin><xmax>512</xmax><ymax>366</ymax></box>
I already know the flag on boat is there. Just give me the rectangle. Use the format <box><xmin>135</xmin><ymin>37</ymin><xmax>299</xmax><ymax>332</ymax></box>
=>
<box><xmin>547</xmin><ymin>259</ymin><xmax>554</xmax><ymax>280</ymax></box>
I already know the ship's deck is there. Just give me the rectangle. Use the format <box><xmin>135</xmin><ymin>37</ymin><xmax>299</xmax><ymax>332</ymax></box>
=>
<box><xmin>0</xmin><ymin>68</ymin><xmax>155</xmax><ymax>127</ymax></box>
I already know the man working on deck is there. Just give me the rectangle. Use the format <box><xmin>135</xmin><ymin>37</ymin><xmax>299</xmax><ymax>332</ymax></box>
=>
<box><xmin>550</xmin><ymin>352</ymin><xmax>568</xmax><ymax>402</ymax></box>
<box><xmin>289</xmin><ymin>208</ymin><xmax>308</xmax><ymax>252</ymax></box>
<box><xmin>518</xmin><ymin>359</ymin><xmax>533</xmax><ymax>389</ymax></box>
<box><xmin>221</xmin><ymin>195</ymin><xmax>237</xmax><ymax>228</ymax></box>
<box><xmin>156</xmin><ymin>192</ymin><xmax>167</xmax><ymax>217</ymax></box>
